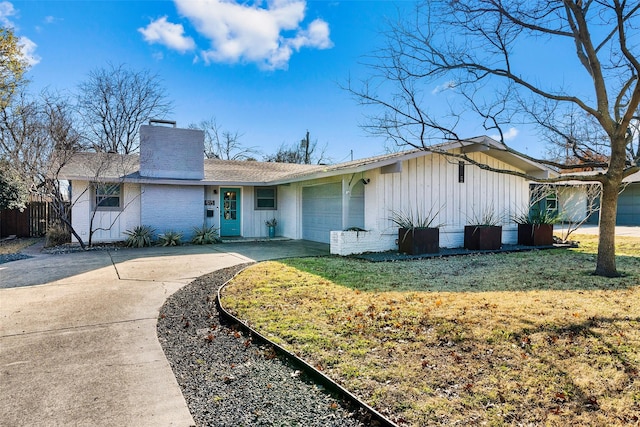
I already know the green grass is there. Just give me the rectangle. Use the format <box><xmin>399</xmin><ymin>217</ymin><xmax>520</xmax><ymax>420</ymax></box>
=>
<box><xmin>221</xmin><ymin>234</ymin><xmax>640</xmax><ymax>426</ymax></box>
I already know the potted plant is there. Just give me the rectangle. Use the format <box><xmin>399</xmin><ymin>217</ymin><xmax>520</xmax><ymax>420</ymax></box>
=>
<box><xmin>265</xmin><ymin>218</ymin><xmax>277</xmax><ymax>238</ymax></box>
<box><xmin>464</xmin><ymin>207</ymin><xmax>503</xmax><ymax>250</ymax></box>
<box><xmin>390</xmin><ymin>207</ymin><xmax>443</xmax><ymax>255</ymax></box>
<box><xmin>513</xmin><ymin>209</ymin><xmax>560</xmax><ymax>246</ymax></box>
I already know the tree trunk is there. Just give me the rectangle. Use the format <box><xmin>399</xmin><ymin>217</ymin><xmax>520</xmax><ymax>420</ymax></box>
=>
<box><xmin>595</xmin><ymin>179</ymin><xmax>620</xmax><ymax>277</ymax></box>
<box><xmin>51</xmin><ymin>202</ymin><xmax>86</xmax><ymax>250</ymax></box>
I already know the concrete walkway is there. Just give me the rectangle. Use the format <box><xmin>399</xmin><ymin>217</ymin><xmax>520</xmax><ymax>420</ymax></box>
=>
<box><xmin>559</xmin><ymin>224</ymin><xmax>640</xmax><ymax>237</ymax></box>
<box><xmin>0</xmin><ymin>240</ymin><xmax>328</xmax><ymax>426</ymax></box>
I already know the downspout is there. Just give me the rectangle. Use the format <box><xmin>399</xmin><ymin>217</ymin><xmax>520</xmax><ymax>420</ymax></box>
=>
<box><xmin>342</xmin><ymin>177</ymin><xmax>350</xmax><ymax>231</ymax></box>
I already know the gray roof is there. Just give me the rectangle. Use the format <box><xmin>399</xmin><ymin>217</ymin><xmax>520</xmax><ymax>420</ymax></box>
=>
<box><xmin>59</xmin><ymin>137</ymin><xmax>555</xmax><ymax>185</ymax></box>
<box><xmin>59</xmin><ymin>152</ymin><xmax>324</xmax><ymax>184</ymax></box>
<box><xmin>204</xmin><ymin>159</ymin><xmax>323</xmax><ymax>183</ymax></box>
<box><xmin>59</xmin><ymin>152</ymin><xmax>140</xmax><ymax>180</ymax></box>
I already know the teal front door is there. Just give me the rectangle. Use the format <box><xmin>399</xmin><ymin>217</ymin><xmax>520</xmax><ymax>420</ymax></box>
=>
<box><xmin>220</xmin><ymin>188</ymin><xmax>241</xmax><ymax>236</ymax></box>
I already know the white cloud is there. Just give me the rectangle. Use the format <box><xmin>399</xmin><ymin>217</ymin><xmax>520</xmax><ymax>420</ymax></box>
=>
<box><xmin>0</xmin><ymin>1</ymin><xmax>16</xmax><ymax>27</ymax></box>
<box><xmin>290</xmin><ymin>18</ymin><xmax>332</xmax><ymax>50</ymax></box>
<box><xmin>490</xmin><ymin>127</ymin><xmax>519</xmax><ymax>142</ymax></box>
<box><xmin>173</xmin><ymin>0</ymin><xmax>333</xmax><ymax>70</ymax></box>
<box><xmin>0</xmin><ymin>2</ymin><xmax>40</xmax><ymax>66</ymax></box>
<box><xmin>138</xmin><ymin>16</ymin><xmax>195</xmax><ymax>53</ymax></box>
<box><xmin>431</xmin><ymin>80</ymin><xmax>456</xmax><ymax>95</ymax></box>
<box><xmin>18</xmin><ymin>36</ymin><xmax>40</xmax><ymax>66</ymax></box>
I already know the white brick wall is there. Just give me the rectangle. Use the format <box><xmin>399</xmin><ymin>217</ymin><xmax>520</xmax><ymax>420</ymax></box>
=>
<box><xmin>139</xmin><ymin>125</ymin><xmax>204</xmax><ymax>180</ymax></box>
<box><xmin>439</xmin><ymin>226</ymin><xmax>518</xmax><ymax>248</ymax></box>
<box><xmin>330</xmin><ymin>226</ymin><xmax>519</xmax><ymax>256</ymax></box>
<box><xmin>330</xmin><ymin>230</ymin><xmax>397</xmax><ymax>255</ymax></box>
<box><xmin>140</xmin><ymin>184</ymin><xmax>204</xmax><ymax>240</ymax></box>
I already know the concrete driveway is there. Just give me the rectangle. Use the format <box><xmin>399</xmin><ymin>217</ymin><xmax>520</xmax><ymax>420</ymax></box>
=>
<box><xmin>0</xmin><ymin>241</ymin><xmax>328</xmax><ymax>426</ymax></box>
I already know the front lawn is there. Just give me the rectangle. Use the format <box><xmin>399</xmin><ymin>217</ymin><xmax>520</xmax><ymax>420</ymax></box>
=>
<box><xmin>220</xmin><ymin>235</ymin><xmax>640</xmax><ymax>426</ymax></box>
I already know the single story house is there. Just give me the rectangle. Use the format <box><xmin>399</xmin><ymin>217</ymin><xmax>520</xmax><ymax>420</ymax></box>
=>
<box><xmin>532</xmin><ymin>171</ymin><xmax>640</xmax><ymax>227</ymax></box>
<box><xmin>573</xmin><ymin>172</ymin><xmax>639</xmax><ymax>226</ymax></box>
<box><xmin>60</xmin><ymin>121</ymin><xmax>556</xmax><ymax>255</ymax></box>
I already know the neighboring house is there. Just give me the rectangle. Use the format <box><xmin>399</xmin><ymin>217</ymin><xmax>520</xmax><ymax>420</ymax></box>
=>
<box><xmin>60</xmin><ymin>122</ymin><xmax>555</xmax><ymax>255</ymax></box>
<box><xmin>551</xmin><ymin>171</ymin><xmax>640</xmax><ymax>226</ymax></box>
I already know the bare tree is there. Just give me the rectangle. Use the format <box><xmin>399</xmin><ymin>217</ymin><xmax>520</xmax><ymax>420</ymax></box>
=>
<box><xmin>0</xmin><ymin>90</ymin><xmax>86</xmax><ymax>245</ymax></box>
<box><xmin>349</xmin><ymin>0</ymin><xmax>639</xmax><ymax>277</ymax></box>
<box><xmin>75</xmin><ymin>153</ymin><xmax>140</xmax><ymax>247</ymax></box>
<box><xmin>77</xmin><ymin>63</ymin><xmax>172</xmax><ymax>154</ymax></box>
<box><xmin>263</xmin><ymin>131</ymin><xmax>331</xmax><ymax>164</ymax></box>
<box><xmin>1</xmin><ymin>89</ymin><xmax>146</xmax><ymax>249</ymax></box>
<box><xmin>529</xmin><ymin>182</ymin><xmax>602</xmax><ymax>242</ymax></box>
<box><xmin>188</xmin><ymin>117</ymin><xmax>260</xmax><ymax>160</ymax></box>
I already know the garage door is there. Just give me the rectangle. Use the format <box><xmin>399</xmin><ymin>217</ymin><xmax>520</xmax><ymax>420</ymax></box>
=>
<box><xmin>617</xmin><ymin>183</ymin><xmax>639</xmax><ymax>225</ymax></box>
<box><xmin>302</xmin><ymin>183</ymin><xmax>342</xmax><ymax>243</ymax></box>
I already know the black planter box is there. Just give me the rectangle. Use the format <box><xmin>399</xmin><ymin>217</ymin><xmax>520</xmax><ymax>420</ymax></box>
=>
<box><xmin>517</xmin><ymin>224</ymin><xmax>554</xmax><ymax>246</ymax></box>
<box><xmin>464</xmin><ymin>225</ymin><xmax>502</xmax><ymax>250</ymax></box>
<box><xmin>398</xmin><ymin>227</ymin><xmax>439</xmax><ymax>254</ymax></box>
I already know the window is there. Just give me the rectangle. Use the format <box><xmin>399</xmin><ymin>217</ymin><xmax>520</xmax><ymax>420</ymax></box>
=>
<box><xmin>546</xmin><ymin>192</ymin><xmax>558</xmax><ymax>214</ymax></box>
<box><xmin>255</xmin><ymin>187</ymin><xmax>277</xmax><ymax>210</ymax></box>
<box><xmin>458</xmin><ymin>161</ymin><xmax>465</xmax><ymax>183</ymax></box>
<box><xmin>94</xmin><ymin>183</ymin><xmax>122</xmax><ymax>210</ymax></box>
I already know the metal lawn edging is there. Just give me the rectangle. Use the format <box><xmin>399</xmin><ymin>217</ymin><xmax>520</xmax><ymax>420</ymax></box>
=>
<box><xmin>216</xmin><ymin>268</ymin><xmax>399</xmax><ymax>427</ymax></box>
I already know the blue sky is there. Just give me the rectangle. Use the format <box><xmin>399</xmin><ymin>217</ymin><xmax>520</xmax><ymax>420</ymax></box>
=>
<box><xmin>4</xmin><ymin>0</ymin><xmax>555</xmax><ymax>162</ymax></box>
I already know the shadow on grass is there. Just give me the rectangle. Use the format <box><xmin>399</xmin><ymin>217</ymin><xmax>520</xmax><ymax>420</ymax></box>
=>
<box><xmin>470</xmin><ymin>315</ymin><xmax>639</xmax><ymax>423</ymax></box>
<box><xmin>279</xmin><ymin>249</ymin><xmax>640</xmax><ymax>293</ymax></box>
<box><xmin>429</xmin><ymin>314</ymin><xmax>640</xmax><ymax>423</ymax></box>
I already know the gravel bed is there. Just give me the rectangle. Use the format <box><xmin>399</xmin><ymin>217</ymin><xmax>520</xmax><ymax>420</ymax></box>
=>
<box><xmin>157</xmin><ymin>264</ymin><xmax>368</xmax><ymax>427</ymax></box>
<box><xmin>42</xmin><ymin>242</ymin><xmax>127</xmax><ymax>254</ymax></box>
<box><xmin>0</xmin><ymin>253</ymin><xmax>32</xmax><ymax>264</ymax></box>
<box><xmin>354</xmin><ymin>243</ymin><xmax>562</xmax><ymax>262</ymax></box>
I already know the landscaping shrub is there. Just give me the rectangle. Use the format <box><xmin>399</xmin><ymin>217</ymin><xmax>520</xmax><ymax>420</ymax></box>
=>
<box><xmin>44</xmin><ymin>222</ymin><xmax>71</xmax><ymax>247</ymax></box>
<box><xmin>157</xmin><ymin>230</ymin><xmax>183</xmax><ymax>246</ymax></box>
<box><xmin>191</xmin><ymin>225</ymin><xmax>220</xmax><ymax>245</ymax></box>
<box><xmin>123</xmin><ymin>225</ymin><xmax>155</xmax><ymax>248</ymax></box>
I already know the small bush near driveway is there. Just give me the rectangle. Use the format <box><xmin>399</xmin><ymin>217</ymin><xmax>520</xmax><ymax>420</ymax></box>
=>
<box><xmin>221</xmin><ymin>235</ymin><xmax>640</xmax><ymax>426</ymax></box>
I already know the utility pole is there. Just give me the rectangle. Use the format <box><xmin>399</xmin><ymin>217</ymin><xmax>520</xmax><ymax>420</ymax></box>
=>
<box><xmin>301</xmin><ymin>130</ymin><xmax>310</xmax><ymax>164</ymax></box>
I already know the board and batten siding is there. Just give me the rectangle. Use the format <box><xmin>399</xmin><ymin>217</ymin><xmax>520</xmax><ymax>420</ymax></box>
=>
<box><xmin>278</xmin><ymin>184</ymin><xmax>301</xmax><ymax>240</ymax></box>
<box><xmin>365</xmin><ymin>151</ymin><xmax>529</xmax><ymax>248</ymax></box>
<box><xmin>140</xmin><ymin>184</ymin><xmax>203</xmax><ymax>240</ymax></box>
<box><xmin>239</xmin><ymin>186</ymin><xmax>283</xmax><ymax>238</ymax></box>
<box><xmin>70</xmin><ymin>181</ymin><xmax>141</xmax><ymax>243</ymax></box>
<box><xmin>212</xmin><ymin>185</ymin><xmax>293</xmax><ymax>239</ymax></box>
<box><xmin>558</xmin><ymin>187</ymin><xmax>588</xmax><ymax>222</ymax></box>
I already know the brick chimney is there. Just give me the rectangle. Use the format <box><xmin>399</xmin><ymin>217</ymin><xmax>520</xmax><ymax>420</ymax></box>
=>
<box><xmin>139</xmin><ymin>120</ymin><xmax>204</xmax><ymax>180</ymax></box>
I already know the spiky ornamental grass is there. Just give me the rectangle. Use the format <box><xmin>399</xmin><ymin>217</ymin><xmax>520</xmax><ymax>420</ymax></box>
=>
<box><xmin>123</xmin><ymin>225</ymin><xmax>155</xmax><ymax>248</ymax></box>
<box><xmin>221</xmin><ymin>234</ymin><xmax>640</xmax><ymax>426</ymax></box>
<box><xmin>389</xmin><ymin>205</ymin><xmax>445</xmax><ymax>230</ymax></box>
<box><xmin>191</xmin><ymin>225</ymin><xmax>220</xmax><ymax>245</ymax></box>
<box><xmin>157</xmin><ymin>230</ymin><xmax>183</xmax><ymax>246</ymax></box>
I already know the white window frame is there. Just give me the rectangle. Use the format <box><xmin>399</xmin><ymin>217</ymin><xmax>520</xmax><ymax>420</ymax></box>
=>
<box><xmin>93</xmin><ymin>183</ymin><xmax>123</xmax><ymax>211</ymax></box>
<box><xmin>255</xmin><ymin>187</ymin><xmax>277</xmax><ymax>210</ymax></box>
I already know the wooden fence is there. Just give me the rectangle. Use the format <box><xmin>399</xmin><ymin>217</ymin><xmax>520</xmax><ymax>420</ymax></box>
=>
<box><xmin>0</xmin><ymin>199</ymin><xmax>71</xmax><ymax>238</ymax></box>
